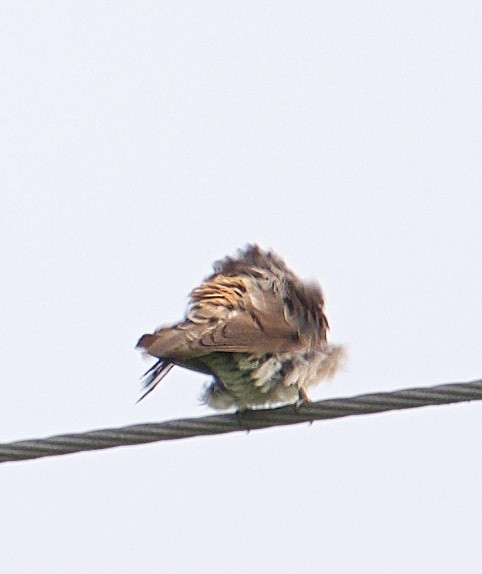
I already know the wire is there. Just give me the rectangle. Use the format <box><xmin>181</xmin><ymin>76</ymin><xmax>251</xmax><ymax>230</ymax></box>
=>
<box><xmin>1</xmin><ymin>378</ymin><xmax>481</xmax><ymax>464</ymax></box>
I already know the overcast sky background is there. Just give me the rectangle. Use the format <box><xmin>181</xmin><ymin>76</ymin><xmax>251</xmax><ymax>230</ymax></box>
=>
<box><xmin>1</xmin><ymin>2</ymin><xmax>481</xmax><ymax>573</ymax></box>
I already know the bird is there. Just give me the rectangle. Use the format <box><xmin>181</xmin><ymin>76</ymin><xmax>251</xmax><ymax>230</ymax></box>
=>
<box><xmin>136</xmin><ymin>245</ymin><xmax>344</xmax><ymax>410</ymax></box>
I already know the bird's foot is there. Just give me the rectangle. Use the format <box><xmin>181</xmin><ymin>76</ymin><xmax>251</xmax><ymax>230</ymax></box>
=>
<box><xmin>294</xmin><ymin>389</ymin><xmax>313</xmax><ymax>423</ymax></box>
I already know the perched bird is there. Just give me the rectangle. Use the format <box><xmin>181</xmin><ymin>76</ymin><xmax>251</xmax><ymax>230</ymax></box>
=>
<box><xmin>137</xmin><ymin>245</ymin><xmax>344</xmax><ymax>410</ymax></box>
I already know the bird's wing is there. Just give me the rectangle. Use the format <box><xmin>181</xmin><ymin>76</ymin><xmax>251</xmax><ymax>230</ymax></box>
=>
<box><xmin>187</xmin><ymin>275</ymin><xmax>303</xmax><ymax>355</ymax></box>
<box><xmin>138</xmin><ymin>270</ymin><xmax>327</xmax><ymax>360</ymax></box>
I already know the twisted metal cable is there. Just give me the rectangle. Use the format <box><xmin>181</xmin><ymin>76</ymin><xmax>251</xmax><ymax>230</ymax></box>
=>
<box><xmin>1</xmin><ymin>378</ymin><xmax>481</xmax><ymax>464</ymax></box>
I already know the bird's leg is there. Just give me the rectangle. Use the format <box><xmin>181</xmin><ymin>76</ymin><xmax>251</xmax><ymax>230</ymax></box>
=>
<box><xmin>294</xmin><ymin>387</ymin><xmax>312</xmax><ymax>415</ymax></box>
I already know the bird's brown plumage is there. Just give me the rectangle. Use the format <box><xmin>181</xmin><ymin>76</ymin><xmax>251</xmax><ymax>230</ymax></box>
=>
<box><xmin>137</xmin><ymin>245</ymin><xmax>344</xmax><ymax>409</ymax></box>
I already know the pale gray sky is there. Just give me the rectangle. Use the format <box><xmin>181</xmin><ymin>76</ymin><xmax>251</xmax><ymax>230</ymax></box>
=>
<box><xmin>1</xmin><ymin>2</ymin><xmax>481</xmax><ymax>573</ymax></box>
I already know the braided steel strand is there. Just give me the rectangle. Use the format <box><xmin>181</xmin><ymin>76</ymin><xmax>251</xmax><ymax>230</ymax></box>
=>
<box><xmin>1</xmin><ymin>379</ymin><xmax>481</xmax><ymax>464</ymax></box>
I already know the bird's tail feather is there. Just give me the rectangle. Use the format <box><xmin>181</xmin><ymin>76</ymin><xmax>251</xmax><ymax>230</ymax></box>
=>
<box><xmin>137</xmin><ymin>360</ymin><xmax>175</xmax><ymax>403</ymax></box>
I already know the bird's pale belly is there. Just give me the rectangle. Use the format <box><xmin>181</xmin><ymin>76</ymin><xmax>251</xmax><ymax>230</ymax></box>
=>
<box><xmin>198</xmin><ymin>346</ymin><xmax>343</xmax><ymax>410</ymax></box>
